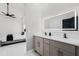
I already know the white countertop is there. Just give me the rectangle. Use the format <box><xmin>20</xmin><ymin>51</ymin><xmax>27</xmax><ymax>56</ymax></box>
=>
<box><xmin>34</xmin><ymin>34</ymin><xmax>79</xmax><ymax>47</ymax></box>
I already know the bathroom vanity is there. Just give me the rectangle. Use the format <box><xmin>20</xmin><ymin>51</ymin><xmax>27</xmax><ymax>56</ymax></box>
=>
<box><xmin>33</xmin><ymin>9</ymin><xmax>79</xmax><ymax>56</ymax></box>
<box><xmin>33</xmin><ymin>35</ymin><xmax>79</xmax><ymax>56</ymax></box>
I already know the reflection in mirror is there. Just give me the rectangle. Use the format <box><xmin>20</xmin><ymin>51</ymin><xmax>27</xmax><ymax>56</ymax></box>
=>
<box><xmin>62</xmin><ymin>10</ymin><xmax>78</xmax><ymax>31</ymax></box>
<box><xmin>44</xmin><ymin>9</ymin><xmax>78</xmax><ymax>31</ymax></box>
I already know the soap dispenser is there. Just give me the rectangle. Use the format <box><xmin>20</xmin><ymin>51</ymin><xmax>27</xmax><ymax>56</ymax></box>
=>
<box><xmin>45</xmin><ymin>32</ymin><xmax>47</xmax><ymax>36</ymax></box>
<box><xmin>49</xmin><ymin>32</ymin><xmax>51</xmax><ymax>36</ymax></box>
<box><xmin>64</xmin><ymin>33</ymin><xmax>67</xmax><ymax>38</ymax></box>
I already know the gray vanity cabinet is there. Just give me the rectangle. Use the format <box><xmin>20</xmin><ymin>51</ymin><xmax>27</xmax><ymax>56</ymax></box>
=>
<box><xmin>43</xmin><ymin>39</ymin><xmax>50</xmax><ymax>56</ymax></box>
<box><xmin>75</xmin><ymin>47</ymin><xmax>79</xmax><ymax>56</ymax></box>
<box><xmin>50</xmin><ymin>46</ymin><xmax>65</xmax><ymax>56</ymax></box>
<box><xmin>49</xmin><ymin>40</ymin><xmax>75</xmax><ymax>56</ymax></box>
<box><xmin>50</xmin><ymin>45</ymin><xmax>75</xmax><ymax>56</ymax></box>
<box><xmin>34</xmin><ymin>36</ymin><xmax>43</xmax><ymax>55</ymax></box>
<box><xmin>50</xmin><ymin>45</ymin><xmax>66</xmax><ymax>56</ymax></box>
<box><xmin>50</xmin><ymin>46</ymin><xmax>75</xmax><ymax>56</ymax></box>
<box><xmin>60</xmin><ymin>49</ymin><xmax>75</xmax><ymax>56</ymax></box>
<box><xmin>33</xmin><ymin>36</ymin><xmax>75</xmax><ymax>56</ymax></box>
<box><xmin>49</xmin><ymin>45</ymin><xmax>58</xmax><ymax>56</ymax></box>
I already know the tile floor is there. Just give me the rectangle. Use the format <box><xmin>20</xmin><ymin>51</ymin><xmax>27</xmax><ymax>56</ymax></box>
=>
<box><xmin>27</xmin><ymin>49</ymin><xmax>39</xmax><ymax>56</ymax></box>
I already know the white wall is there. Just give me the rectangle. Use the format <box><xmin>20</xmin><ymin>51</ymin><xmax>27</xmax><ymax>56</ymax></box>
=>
<box><xmin>41</xmin><ymin>3</ymin><xmax>79</xmax><ymax>39</ymax></box>
<box><xmin>24</xmin><ymin>3</ymin><xmax>41</xmax><ymax>50</ymax></box>
<box><xmin>41</xmin><ymin>3</ymin><xmax>79</xmax><ymax>18</ymax></box>
<box><xmin>0</xmin><ymin>3</ymin><xmax>25</xmax><ymax>41</ymax></box>
<box><xmin>0</xmin><ymin>3</ymin><xmax>42</xmax><ymax>51</ymax></box>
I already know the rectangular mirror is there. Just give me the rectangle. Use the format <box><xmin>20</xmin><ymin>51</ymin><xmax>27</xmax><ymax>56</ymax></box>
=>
<box><xmin>44</xmin><ymin>9</ymin><xmax>78</xmax><ymax>31</ymax></box>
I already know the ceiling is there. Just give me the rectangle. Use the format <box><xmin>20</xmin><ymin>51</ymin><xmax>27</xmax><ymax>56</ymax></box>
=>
<box><xmin>41</xmin><ymin>3</ymin><xmax>79</xmax><ymax>19</ymax></box>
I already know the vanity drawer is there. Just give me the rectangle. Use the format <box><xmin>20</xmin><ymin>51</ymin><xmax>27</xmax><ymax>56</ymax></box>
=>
<box><xmin>44</xmin><ymin>39</ymin><xmax>50</xmax><ymax>44</ymax></box>
<box><xmin>50</xmin><ymin>40</ymin><xmax>75</xmax><ymax>53</ymax></box>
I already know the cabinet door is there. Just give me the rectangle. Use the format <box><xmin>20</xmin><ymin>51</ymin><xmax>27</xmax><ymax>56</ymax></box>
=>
<box><xmin>39</xmin><ymin>37</ymin><xmax>43</xmax><ymax>55</ymax></box>
<box><xmin>34</xmin><ymin>36</ymin><xmax>43</xmax><ymax>55</ymax></box>
<box><xmin>50</xmin><ymin>45</ymin><xmax>63</xmax><ymax>56</ymax></box>
<box><xmin>50</xmin><ymin>45</ymin><xmax>75</xmax><ymax>56</ymax></box>
<box><xmin>59</xmin><ymin>49</ymin><xmax>75</xmax><ymax>56</ymax></box>
<box><xmin>50</xmin><ymin>45</ymin><xmax>59</xmax><ymax>56</ymax></box>
<box><xmin>34</xmin><ymin>37</ymin><xmax>40</xmax><ymax>53</ymax></box>
<box><xmin>50</xmin><ymin>40</ymin><xmax>75</xmax><ymax>54</ymax></box>
<box><xmin>50</xmin><ymin>45</ymin><xmax>64</xmax><ymax>56</ymax></box>
<box><xmin>75</xmin><ymin>47</ymin><xmax>79</xmax><ymax>56</ymax></box>
<box><xmin>44</xmin><ymin>43</ymin><xmax>49</xmax><ymax>56</ymax></box>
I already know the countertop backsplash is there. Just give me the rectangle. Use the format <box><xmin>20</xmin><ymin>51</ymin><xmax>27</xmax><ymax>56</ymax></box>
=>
<box><xmin>41</xmin><ymin>30</ymin><xmax>79</xmax><ymax>40</ymax></box>
<box><xmin>65</xmin><ymin>31</ymin><xmax>79</xmax><ymax>39</ymax></box>
<box><xmin>42</xmin><ymin>30</ymin><xmax>63</xmax><ymax>38</ymax></box>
